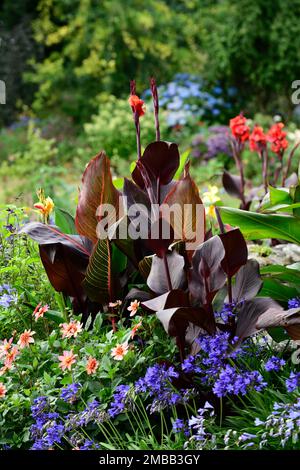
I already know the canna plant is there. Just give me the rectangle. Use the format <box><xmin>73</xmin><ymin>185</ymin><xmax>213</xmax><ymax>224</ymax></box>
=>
<box><xmin>223</xmin><ymin>114</ymin><xmax>300</xmax><ymax>210</ymax></box>
<box><xmin>19</xmin><ymin>81</ymin><xmax>300</xmax><ymax>361</ymax></box>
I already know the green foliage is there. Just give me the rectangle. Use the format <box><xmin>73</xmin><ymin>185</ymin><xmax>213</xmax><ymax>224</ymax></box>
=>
<box><xmin>25</xmin><ymin>0</ymin><xmax>203</xmax><ymax>122</ymax></box>
<box><xmin>196</xmin><ymin>0</ymin><xmax>300</xmax><ymax>113</ymax></box>
<box><xmin>0</xmin><ymin>205</ymin><xmax>57</xmax><ymax>338</ymax></box>
<box><xmin>81</xmin><ymin>95</ymin><xmax>170</xmax><ymax>165</ymax></box>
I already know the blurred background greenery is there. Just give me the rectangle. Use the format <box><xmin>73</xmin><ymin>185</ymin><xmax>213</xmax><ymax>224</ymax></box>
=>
<box><xmin>1</xmin><ymin>0</ymin><xmax>300</xmax><ymax>210</ymax></box>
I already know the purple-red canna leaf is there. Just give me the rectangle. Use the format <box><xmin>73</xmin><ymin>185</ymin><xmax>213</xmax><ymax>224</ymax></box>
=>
<box><xmin>75</xmin><ymin>151</ymin><xmax>122</xmax><ymax>244</ymax></box>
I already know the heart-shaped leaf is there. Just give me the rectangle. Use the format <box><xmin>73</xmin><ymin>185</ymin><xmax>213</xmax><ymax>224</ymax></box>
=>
<box><xmin>132</xmin><ymin>141</ymin><xmax>180</xmax><ymax>188</ymax></box>
<box><xmin>142</xmin><ymin>289</ymin><xmax>189</xmax><ymax>312</ymax></box>
<box><xmin>147</xmin><ymin>251</ymin><xmax>185</xmax><ymax>294</ymax></box>
<box><xmin>189</xmin><ymin>235</ymin><xmax>226</xmax><ymax>305</ymax></box>
<box><xmin>75</xmin><ymin>151</ymin><xmax>122</xmax><ymax>244</ymax></box>
<box><xmin>232</xmin><ymin>259</ymin><xmax>262</xmax><ymax>302</ymax></box>
<box><xmin>235</xmin><ymin>297</ymin><xmax>279</xmax><ymax>343</ymax></box>
<box><xmin>222</xmin><ymin>171</ymin><xmax>243</xmax><ymax>199</ymax></box>
<box><xmin>219</xmin><ymin>228</ymin><xmax>248</xmax><ymax>277</ymax></box>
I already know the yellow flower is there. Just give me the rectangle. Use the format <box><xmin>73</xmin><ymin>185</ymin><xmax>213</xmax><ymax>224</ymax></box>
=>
<box><xmin>34</xmin><ymin>189</ymin><xmax>54</xmax><ymax>223</ymax></box>
<box><xmin>202</xmin><ymin>185</ymin><xmax>220</xmax><ymax>205</ymax></box>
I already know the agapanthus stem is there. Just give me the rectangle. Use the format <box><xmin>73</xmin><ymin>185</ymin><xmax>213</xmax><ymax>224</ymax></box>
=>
<box><xmin>150</xmin><ymin>77</ymin><xmax>160</xmax><ymax>141</ymax></box>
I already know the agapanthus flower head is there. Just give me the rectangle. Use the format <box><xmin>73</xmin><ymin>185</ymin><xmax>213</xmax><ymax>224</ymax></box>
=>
<box><xmin>17</xmin><ymin>329</ymin><xmax>35</xmax><ymax>349</ymax></box>
<box><xmin>58</xmin><ymin>350</ymin><xmax>77</xmax><ymax>371</ymax></box>
<box><xmin>213</xmin><ymin>364</ymin><xmax>267</xmax><ymax>397</ymax></box>
<box><xmin>128</xmin><ymin>95</ymin><xmax>145</xmax><ymax>117</ymax></box>
<box><xmin>249</xmin><ymin>125</ymin><xmax>267</xmax><ymax>152</ymax></box>
<box><xmin>0</xmin><ymin>382</ymin><xmax>7</xmax><ymax>398</ymax></box>
<box><xmin>108</xmin><ymin>385</ymin><xmax>131</xmax><ymax>418</ymax></box>
<box><xmin>60</xmin><ymin>320</ymin><xmax>83</xmax><ymax>339</ymax></box>
<box><xmin>111</xmin><ymin>342</ymin><xmax>129</xmax><ymax>361</ymax></box>
<box><xmin>60</xmin><ymin>383</ymin><xmax>81</xmax><ymax>403</ymax></box>
<box><xmin>286</xmin><ymin>371</ymin><xmax>300</xmax><ymax>392</ymax></box>
<box><xmin>33</xmin><ymin>303</ymin><xmax>49</xmax><ymax>321</ymax></box>
<box><xmin>267</xmin><ymin>122</ymin><xmax>288</xmax><ymax>155</ymax></box>
<box><xmin>288</xmin><ymin>297</ymin><xmax>300</xmax><ymax>309</ymax></box>
<box><xmin>229</xmin><ymin>114</ymin><xmax>250</xmax><ymax>142</ymax></box>
<box><xmin>86</xmin><ymin>356</ymin><xmax>99</xmax><ymax>375</ymax></box>
<box><xmin>264</xmin><ymin>356</ymin><xmax>286</xmax><ymax>372</ymax></box>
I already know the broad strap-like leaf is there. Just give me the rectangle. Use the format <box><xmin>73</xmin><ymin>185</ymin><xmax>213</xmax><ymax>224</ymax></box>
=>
<box><xmin>142</xmin><ymin>289</ymin><xmax>189</xmax><ymax>312</ymax></box>
<box><xmin>235</xmin><ymin>297</ymin><xmax>279</xmax><ymax>343</ymax></box>
<box><xmin>156</xmin><ymin>306</ymin><xmax>216</xmax><ymax>339</ymax></box>
<box><xmin>162</xmin><ymin>163</ymin><xmax>205</xmax><ymax>254</ymax></box>
<box><xmin>219</xmin><ymin>206</ymin><xmax>300</xmax><ymax>244</ymax></box>
<box><xmin>19</xmin><ymin>222</ymin><xmax>91</xmax><ymax>257</ymax></box>
<box><xmin>189</xmin><ymin>235</ymin><xmax>226</xmax><ymax>305</ymax></box>
<box><xmin>39</xmin><ymin>243</ymin><xmax>88</xmax><ymax>311</ymax></box>
<box><xmin>83</xmin><ymin>239</ymin><xmax>113</xmax><ymax>303</ymax></box>
<box><xmin>132</xmin><ymin>141</ymin><xmax>180</xmax><ymax>188</ymax></box>
<box><xmin>219</xmin><ymin>228</ymin><xmax>248</xmax><ymax>278</ymax></box>
<box><xmin>256</xmin><ymin>306</ymin><xmax>300</xmax><ymax>330</ymax></box>
<box><xmin>75</xmin><ymin>151</ymin><xmax>122</xmax><ymax>244</ymax></box>
<box><xmin>222</xmin><ymin>170</ymin><xmax>243</xmax><ymax>199</ymax></box>
<box><xmin>232</xmin><ymin>259</ymin><xmax>262</xmax><ymax>302</ymax></box>
<box><xmin>147</xmin><ymin>251</ymin><xmax>185</xmax><ymax>295</ymax></box>
<box><xmin>55</xmin><ymin>208</ymin><xmax>77</xmax><ymax>235</ymax></box>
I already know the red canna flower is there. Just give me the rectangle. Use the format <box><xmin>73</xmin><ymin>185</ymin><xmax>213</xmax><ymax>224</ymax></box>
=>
<box><xmin>128</xmin><ymin>95</ymin><xmax>145</xmax><ymax>117</ymax></box>
<box><xmin>229</xmin><ymin>114</ymin><xmax>250</xmax><ymax>142</ymax></box>
<box><xmin>267</xmin><ymin>122</ymin><xmax>288</xmax><ymax>155</ymax></box>
<box><xmin>249</xmin><ymin>125</ymin><xmax>267</xmax><ymax>152</ymax></box>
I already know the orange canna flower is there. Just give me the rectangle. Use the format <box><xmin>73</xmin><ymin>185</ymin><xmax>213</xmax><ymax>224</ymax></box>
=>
<box><xmin>86</xmin><ymin>356</ymin><xmax>99</xmax><ymax>375</ymax></box>
<box><xmin>33</xmin><ymin>303</ymin><xmax>49</xmax><ymax>321</ymax></box>
<box><xmin>60</xmin><ymin>320</ymin><xmax>83</xmax><ymax>339</ymax></box>
<box><xmin>131</xmin><ymin>321</ymin><xmax>142</xmax><ymax>339</ymax></box>
<box><xmin>58</xmin><ymin>350</ymin><xmax>77</xmax><ymax>371</ymax></box>
<box><xmin>0</xmin><ymin>383</ymin><xmax>7</xmax><ymax>398</ymax></box>
<box><xmin>17</xmin><ymin>330</ymin><xmax>35</xmax><ymax>349</ymax></box>
<box><xmin>111</xmin><ymin>342</ymin><xmax>129</xmax><ymax>361</ymax></box>
<box><xmin>128</xmin><ymin>95</ymin><xmax>146</xmax><ymax>117</ymax></box>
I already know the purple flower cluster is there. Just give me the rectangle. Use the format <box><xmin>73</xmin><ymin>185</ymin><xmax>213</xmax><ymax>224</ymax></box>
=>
<box><xmin>60</xmin><ymin>383</ymin><xmax>81</xmax><ymax>403</ymax></box>
<box><xmin>30</xmin><ymin>397</ymin><xmax>65</xmax><ymax>450</ymax></box>
<box><xmin>182</xmin><ymin>355</ymin><xmax>202</xmax><ymax>374</ymax></box>
<box><xmin>288</xmin><ymin>298</ymin><xmax>300</xmax><ymax>309</ymax></box>
<box><xmin>286</xmin><ymin>371</ymin><xmax>300</xmax><ymax>392</ymax></box>
<box><xmin>191</xmin><ymin>126</ymin><xmax>232</xmax><ymax>161</ymax></box>
<box><xmin>135</xmin><ymin>363</ymin><xmax>193</xmax><ymax>413</ymax></box>
<box><xmin>65</xmin><ymin>400</ymin><xmax>107</xmax><ymax>430</ymax></box>
<box><xmin>264</xmin><ymin>356</ymin><xmax>286</xmax><ymax>372</ymax></box>
<box><xmin>108</xmin><ymin>385</ymin><xmax>130</xmax><ymax>418</ymax></box>
<box><xmin>0</xmin><ymin>284</ymin><xmax>18</xmax><ymax>308</ymax></box>
<box><xmin>254</xmin><ymin>398</ymin><xmax>300</xmax><ymax>448</ymax></box>
<box><xmin>196</xmin><ymin>332</ymin><xmax>240</xmax><ymax>384</ymax></box>
<box><xmin>213</xmin><ymin>365</ymin><xmax>267</xmax><ymax>397</ymax></box>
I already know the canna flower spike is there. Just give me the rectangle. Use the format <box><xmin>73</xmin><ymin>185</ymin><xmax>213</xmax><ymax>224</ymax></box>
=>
<box><xmin>34</xmin><ymin>188</ymin><xmax>54</xmax><ymax>224</ymax></box>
